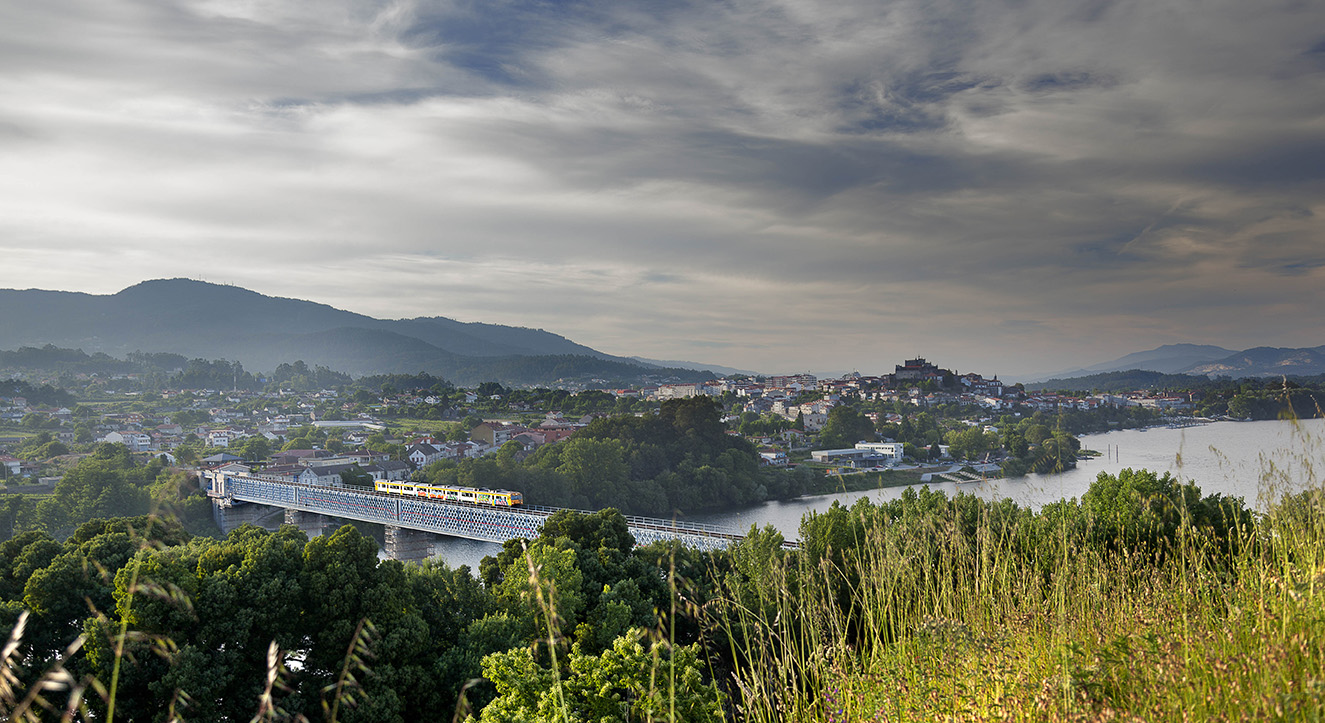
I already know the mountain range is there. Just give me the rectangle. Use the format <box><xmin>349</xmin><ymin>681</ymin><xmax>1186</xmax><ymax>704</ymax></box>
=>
<box><xmin>0</xmin><ymin>279</ymin><xmax>715</xmax><ymax>386</ymax></box>
<box><xmin>1031</xmin><ymin>343</ymin><xmax>1325</xmax><ymax>382</ymax></box>
<box><xmin>5</xmin><ymin>280</ymin><xmax>1320</xmax><ymax>385</ymax></box>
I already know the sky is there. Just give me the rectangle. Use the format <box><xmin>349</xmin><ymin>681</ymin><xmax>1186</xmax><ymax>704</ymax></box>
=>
<box><xmin>2</xmin><ymin>0</ymin><xmax>1324</xmax><ymax>378</ymax></box>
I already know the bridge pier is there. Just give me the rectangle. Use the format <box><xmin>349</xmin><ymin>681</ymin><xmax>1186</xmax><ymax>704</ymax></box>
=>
<box><xmin>218</xmin><ymin>474</ymin><xmax>759</xmax><ymax>551</ymax></box>
<box><xmin>384</xmin><ymin>525</ymin><xmax>437</xmax><ymax>563</ymax></box>
<box><xmin>284</xmin><ymin>509</ymin><xmax>331</xmax><ymax>538</ymax></box>
<box><xmin>212</xmin><ymin>499</ymin><xmax>285</xmax><ymax>534</ymax></box>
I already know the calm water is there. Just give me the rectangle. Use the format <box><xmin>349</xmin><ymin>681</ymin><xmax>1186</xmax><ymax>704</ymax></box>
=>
<box><xmin>428</xmin><ymin>417</ymin><xmax>1325</xmax><ymax>563</ymax></box>
<box><xmin>689</xmin><ymin>418</ymin><xmax>1325</xmax><ymax>541</ymax></box>
<box><xmin>423</xmin><ymin>535</ymin><xmax>504</xmax><ymax>573</ymax></box>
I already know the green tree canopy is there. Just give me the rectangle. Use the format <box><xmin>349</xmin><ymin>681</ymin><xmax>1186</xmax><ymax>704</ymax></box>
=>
<box><xmin>816</xmin><ymin>406</ymin><xmax>876</xmax><ymax>449</ymax></box>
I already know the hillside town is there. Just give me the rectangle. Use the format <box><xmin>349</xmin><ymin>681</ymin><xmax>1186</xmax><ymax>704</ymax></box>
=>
<box><xmin>0</xmin><ymin>355</ymin><xmax>1217</xmax><ymax>489</ymax></box>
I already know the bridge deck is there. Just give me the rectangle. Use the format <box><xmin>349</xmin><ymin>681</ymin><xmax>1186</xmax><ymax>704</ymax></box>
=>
<box><xmin>206</xmin><ymin>473</ymin><xmax>786</xmax><ymax>551</ymax></box>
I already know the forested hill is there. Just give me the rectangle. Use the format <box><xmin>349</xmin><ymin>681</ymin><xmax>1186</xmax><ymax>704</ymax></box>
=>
<box><xmin>1034</xmin><ymin>343</ymin><xmax>1325</xmax><ymax>382</ymax></box>
<box><xmin>0</xmin><ymin>280</ymin><xmax>714</xmax><ymax>385</ymax></box>
<box><xmin>1025</xmin><ymin>370</ymin><xmax>1217</xmax><ymax>393</ymax></box>
<box><xmin>0</xmin><ymin>343</ymin><xmax>715</xmax><ymax>389</ymax></box>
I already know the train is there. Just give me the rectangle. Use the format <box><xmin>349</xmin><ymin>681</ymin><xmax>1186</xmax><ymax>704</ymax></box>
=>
<box><xmin>374</xmin><ymin>480</ymin><xmax>524</xmax><ymax>507</ymax></box>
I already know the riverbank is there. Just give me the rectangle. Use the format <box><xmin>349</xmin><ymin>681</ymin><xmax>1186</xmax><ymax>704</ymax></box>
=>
<box><xmin>801</xmin><ymin>466</ymin><xmax>925</xmax><ymax>495</ymax></box>
<box><xmin>799</xmin><ymin>461</ymin><xmax>1007</xmax><ymax>496</ymax></box>
<box><xmin>683</xmin><ymin>418</ymin><xmax>1325</xmax><ymax>541</ymax></box>
<box><xmin>728</xmin><ymin>474</ymin><xmax>1325</xmax><ymax>722</ymax></box>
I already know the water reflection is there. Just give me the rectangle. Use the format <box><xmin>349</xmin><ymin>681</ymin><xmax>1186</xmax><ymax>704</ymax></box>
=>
<box><xmin>687</xmin><ymin>418</ymin><xmax>1325</xmax><ymax>541</ymax></box>
<box><xmin>414</xmin><ymin>418</ymin><xmax>1322</xmax><ymax>564</ymax></box>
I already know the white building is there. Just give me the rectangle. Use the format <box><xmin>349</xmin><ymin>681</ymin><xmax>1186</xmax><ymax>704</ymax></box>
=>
<box><xmin>102</xmin><ymin>431</ymin><xmax>154</xmax><ymax>452</ymax></box>
<box><xmin>853</xmin><ymin>442</ymin><xmax>905</xmax><ymax>461</ymax></box>
<box><xmin>654</xmin><ymin>383</ymin><xmax>702</xmax><ymax>400</ymax></box>
<box><xmin>810</xmin><ymin>448</ymin><xmax>888</xmax><ymax>467</ymax></box>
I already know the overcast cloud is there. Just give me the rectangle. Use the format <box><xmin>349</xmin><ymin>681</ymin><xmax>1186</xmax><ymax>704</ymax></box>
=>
<box><xmin>2</xmin><ymin>0</ymin><xmax>1323</xmax><ymax>376</ymax></box>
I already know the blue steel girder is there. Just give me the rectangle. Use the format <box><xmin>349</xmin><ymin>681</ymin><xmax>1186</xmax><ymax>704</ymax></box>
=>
<box><xmin>398</xmin><ymin>497</ymin><xmax>543</xmax><ymax>542</ymax></box>
<box><xmin>631</xmin><ymin>527</ymin><xmax>735</xmax><ymax>551</ymax></box>
<box><xmin>221</xmin><ymin>476</ymin><xmax>754</xmax><ymax>548</ymax></box>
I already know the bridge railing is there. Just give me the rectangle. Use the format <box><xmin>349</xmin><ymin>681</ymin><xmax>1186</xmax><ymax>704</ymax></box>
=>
<box><xmin>212</xmin><ymin>474</ymin><xmax>788</xmax><ymax>548</ymax></box>
<box><xmin>517</xmin><ymin>503</ymin><xmax>741</xmax><ymax>538</ymax></box>
<box><xmin>622</xmin><ymin>515</ymin><xmax>742</xmax><ymax>538</ymax></box>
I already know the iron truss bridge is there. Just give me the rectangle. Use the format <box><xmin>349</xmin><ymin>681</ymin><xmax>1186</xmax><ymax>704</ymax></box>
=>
<box><xmin>207</xmin><ymin>474</ymin><xmax>755</xmax><ymax>551</ymax></box>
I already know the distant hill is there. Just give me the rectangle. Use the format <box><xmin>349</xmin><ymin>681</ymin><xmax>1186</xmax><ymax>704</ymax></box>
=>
<box><xmin>1025</xmin><ymin>370</ymin><xmax>1216</xmax><ymax>393</ymax></box>
<box><xmin>1181</xmin><ymin>346</ymin><xmax>1325</xmax><ymax>378</ymax></box>
<box><xmin>629</xmin><ymin>357</ymin><xmax>759</xmax><ymax>377</ymax></box>
<box><xmin>0</xmin><ymin>279</ymin><xmax>607</xmax><ymax>359</ymax></box>
<box><xmin>1087</xmin><ymin>344</ymin><xmax>1238</xmax><ymax>374</ymax></box>
<box><xmin>1027</xmin><ymin>343</ymin><xmax>1325</xmax><ymax>382</ymax></box>
<box><xmin>1029</xmin><ymin>344</ymin><xmax>1236</xmax><ymax>380</ymax></box>
<box><xmin>0</xmin><ymin>279</ymin><xmax>712</xmax><ymax>386</ymax></box>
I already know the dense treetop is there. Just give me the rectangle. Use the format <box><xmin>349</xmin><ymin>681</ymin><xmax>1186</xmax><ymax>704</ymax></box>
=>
<box><xmin>418</xmin><ymin>397</ymin><xmax>811</xmax><ymax>515</ymax></box>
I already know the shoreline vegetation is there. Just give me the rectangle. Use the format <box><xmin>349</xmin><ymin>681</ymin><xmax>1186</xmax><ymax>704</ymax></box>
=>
<box><xmin>794</xmin><ymin>415</ymin><xmax>1259</xmax><ymax>501</ymax></box>
<box><xmin>3</xmin><ymin>360</ymin><xmax>1324</xmax><ymax>719</ymax></box>
<box><xmin>2</xmin><ymin>459</ymin><xmax>1322</xmax><ymax>721</ymax></box>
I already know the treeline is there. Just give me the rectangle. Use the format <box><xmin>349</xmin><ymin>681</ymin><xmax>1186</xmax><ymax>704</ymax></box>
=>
<box><xmin>3</xmin><ymin>466</ymin><xmax>1317</xmax><ymax>721</ymax></box>
<box><xmin>804</xmin><ymin>468</ymin><xmax>1251</xmax><ymax>578</ymax></box>
<box><xmin>355</xmin><ymin>371</ymin><xmax>453</xmax><ymax>395</ymax></box>
<box><xmin>2</xmin><ymin>341</ymin><xmax>713</xmax><ymax>391</ymax></box>
<box><xmin>0</xmin><ymin>510</ymin><xmax>727</xmax><ymax>721</ymax></box>
<box><xmin>0</xmin><ymin>443</ymin><xmax>215</xmax><ymax>538</ymax></box>
<box><xmin>1</xmin><ymin>343</ymin><xmax>707</xmax><ymax>398</ymax></box>
<box><xmin>440</xmin><ymin>353</ymin><xmax>712</xmax><ymax>387</ymax></box>
<box><xmin>492</xmin><ymin>387</ymin><xmax>651</xmax><ymax>416</ymax></box>
<box><xmin>0</xmin><ymin>346</ymin><xmax>184</xmax><ymax>376</ymax></box>
<box><xmin>0</xmin><ymin>379</ymin><xmax>76</xmax><ymax>407</ymax></box>
<box><xmin>170</xmin><ymin>358</ymin><xmax>260</xmax><ymax>391</ymax></box>
<box><xmin>1027</xmin><ymin>371</ymin><xmax>1325</xmax><ymax>421</ymax></box>
<box><xmin>1224</xmin><ymin>383</ymin><xmax>1325</xmax><ymax>420</ymax></box>
<box><xmin>1045</xmin><ymin>405</ymin><xmax>1163</xmax><ymax>434</ymax></box>
<box><xmin>355</xmin><ymin>380</ymin><xmax>655</xmax><ymax>420</ymax></box>
<box><xmin>0</xmin><ymin>346</ymin><xmax>257</xmax><ymax>393</ymax></box>
<box><xmin>418</xmin><ymin>397</ymin><xmax>813</xmax><ymax>515</ymax></box>
<box><xmin>1</xmin><ymin>345</ymin><xmax>363</xmax><ymax>395</ymax></box>
<box><xmin>268</xmin><ymin>360</ymin><xmax>353</xmax><ymax>391</ymax></box>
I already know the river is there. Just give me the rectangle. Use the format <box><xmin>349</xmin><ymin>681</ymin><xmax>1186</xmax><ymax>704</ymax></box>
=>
<box><xmin>427</xmin><ymin>417</ymin><xmax>1325</xmax><ymax>566</ymax></box>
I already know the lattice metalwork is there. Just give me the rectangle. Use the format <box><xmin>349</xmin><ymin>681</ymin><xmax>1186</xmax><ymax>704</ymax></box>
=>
<box><xmin>219</xmin><ymin>474</ymin><xmax>763</xmax><ymax>549</ymax></box>
<box><xmin>631</xmin><ymin>527</ymin><xmax>736</xmax><ymax>551</ymax></box>
<box><xmin>229</xmin><ymin>476</ymin><xmax>298</xmax><ymax>506</ymax></box>
<box><xmin>297</xmin><ymin>486</ymin><xmax>397</xmax><ymax>523</ymax></box>
<box><xmin>399</xmin><ymin>498</ymin><xmax>544</xmax><ymax>542</ymax></box>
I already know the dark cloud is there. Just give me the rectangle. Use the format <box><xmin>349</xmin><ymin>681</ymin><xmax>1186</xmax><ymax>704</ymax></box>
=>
<box><xmin>1</xmin><ymin>0</ymin><xmax>1323</xmax><ymax>374</ymax></box>
<box><xmin>401</xmin><ymin>0</ymin><xmax>594</xmax><ymax>86</ymax></box>
<box><xmin>1020</xmin><ymin>71</ymin><xmax>1117</xmax><ymax>94</ymax></box>
<box><xmin>835</xmin><ymin>71</ymin><xmax>999</xmax><ymax>134</ymax></box>
<box><xmin>1176</xmin><ymin>136</ymin><xmax>1325</xmax><ymax>189</ymax></box>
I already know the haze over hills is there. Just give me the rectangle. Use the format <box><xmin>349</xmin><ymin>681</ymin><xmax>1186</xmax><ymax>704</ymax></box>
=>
<box><xmin>7</xmin><ymin>281</ymin><xmax>1321</xmax><ymax>385</ymax></box>
<box><xmin>1182</xmin><ymin>346</ymin><xmax>1325</xmax><ymax>378</ymax></box>
<box><xmin>1028</xmin><ymin>343</ymin><xmax>1325</xmax><ymax>382</ymax></box>
<box><xmin>628</xmin><ymin>357</ymin><xmax>759</xmax><ymax>377</ymax></box>
<box><xmin>0</xmin><ymin>279</ymin><xmax>718</xmax><ymax>385</ymax></box>
<box><xmin>1080</xmin><ymin>344</ymin><xmax>1238</xmax><ymax>375</ymax></box>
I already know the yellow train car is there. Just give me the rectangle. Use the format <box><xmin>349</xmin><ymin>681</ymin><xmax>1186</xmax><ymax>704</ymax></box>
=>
<box><xmin>374</xmin><ymin>480</ymin><xmax>523</xmax><ymax>507</ymax></box>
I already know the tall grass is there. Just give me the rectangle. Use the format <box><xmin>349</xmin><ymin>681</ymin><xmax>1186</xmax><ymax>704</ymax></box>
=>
<box><xmin>709</xmin><ymin>444</ymin><xmax>1325</xmax><ymax>720</ymax></box>
<box><xmin>4</xmin><ymin>424</ymin><xmax>1322</xmax><ymax>721</ymax></box>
